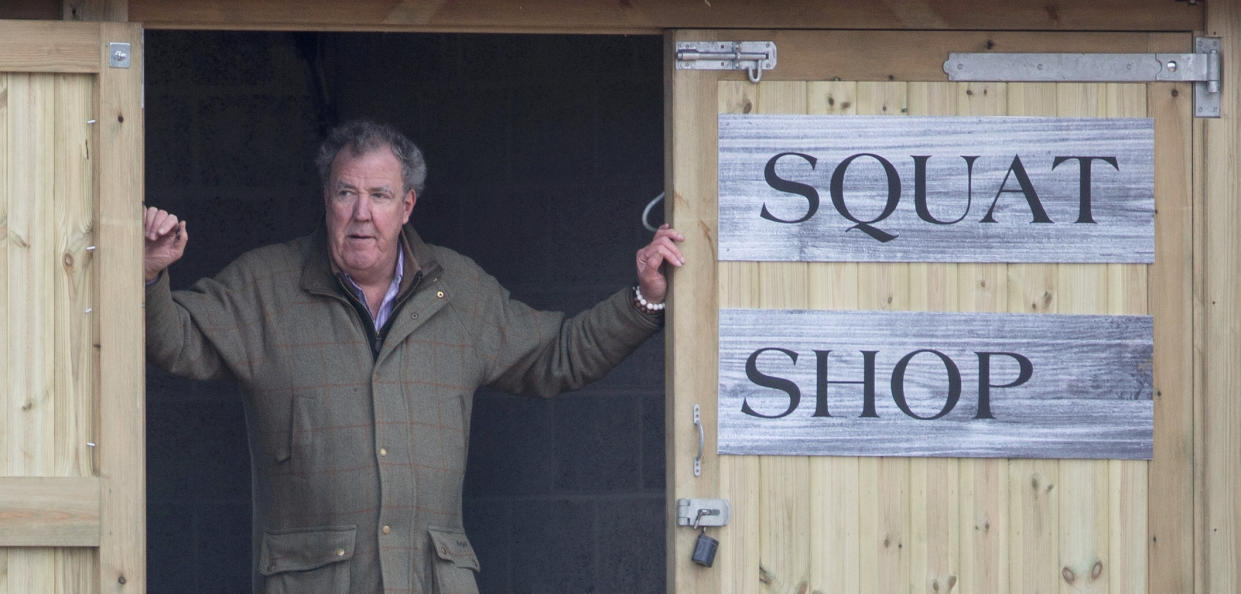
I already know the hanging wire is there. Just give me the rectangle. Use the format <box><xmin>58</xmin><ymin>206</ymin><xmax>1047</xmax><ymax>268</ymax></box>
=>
<box><xmin>642</xmin><ymin>192</ymin><xmax>665</xmax><ymax>232</ymax></box>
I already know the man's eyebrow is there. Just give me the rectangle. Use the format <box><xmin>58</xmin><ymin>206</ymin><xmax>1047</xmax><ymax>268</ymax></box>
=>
<box><xmin>334</xmin><ymin>180</ymin><xmax>393</xmax><ymax>194</ymax></box>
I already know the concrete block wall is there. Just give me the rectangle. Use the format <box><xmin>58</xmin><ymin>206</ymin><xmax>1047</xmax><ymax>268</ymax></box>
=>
<box><xmin>145</xmin><ymin>31</ymin><xmax>666</xmax><ymax>593</ymax></box>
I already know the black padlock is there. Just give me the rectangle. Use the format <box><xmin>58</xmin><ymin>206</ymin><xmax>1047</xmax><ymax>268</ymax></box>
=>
<box><xmin>691</xmin><ymin>529</ymin><xmax>718</xmax><ymax>567</ymax></box>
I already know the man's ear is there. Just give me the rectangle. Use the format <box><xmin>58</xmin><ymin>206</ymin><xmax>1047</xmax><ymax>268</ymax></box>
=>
<box><xmin>403</xmin><ymin>190</ymin><xmax>417</xmax><ymax>223</ymax></box>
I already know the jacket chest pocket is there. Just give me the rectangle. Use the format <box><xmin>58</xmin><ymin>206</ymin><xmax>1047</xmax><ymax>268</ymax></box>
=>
<box><xmin>260</xmin><ymin>525</ymin><xmax>356</xmax><ymax>594</ymax></box>
<box><xmin>282</xmin><ymin>391</ymin><xmax>372</xmax><ymax>477</ymax></box>
<box><xmin>265</xmin><ymin>394</ymin><xmax>314</xmax><ymax>476</ymax></box>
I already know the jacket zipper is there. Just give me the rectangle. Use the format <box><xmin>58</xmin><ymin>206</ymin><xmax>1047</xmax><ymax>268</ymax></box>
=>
<box><xmin>334</xmin><ymin>270</ymin><xmax>425</xmax><ymax>360</ymax></box>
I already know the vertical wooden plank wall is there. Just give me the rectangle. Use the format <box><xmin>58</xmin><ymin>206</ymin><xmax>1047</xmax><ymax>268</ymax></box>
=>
<box><xmin>714</xmin><ymin>79</ymin><xmax>758</xmax><ymax>594</ymax></box>
<box><xmin>852</xmin><ymin>80</ymin><xmax>910</xmax><ymax>594</ymax></box>
<box><xmin>953</xmin><ymin>79</ymin><xmax>1012</xmax><ymax>594</ymax></box>
<box><xmin>907</xmin><ymin>81</ymin><xmax>960</xmax><ymax>594</ymax></box>
<box><xmin>806</xmin><ymin>79</ymin><xmax>861</xmax><ymax>594</ymax></box>
<box><xmin>0</xmin><ymin>70</ymin><xmax>99</xmax><ymax>593</ymax></box>
<box><xmin>1105</xmin><ymin>81</ymin><xmax>1149</xmax><ymax>594</ymax></box>
<box><xmin>708</xmin><ymin>69</ymin><xmax>1184</xmax><ymax>593</ymax></box>
<box><xmin>1202</xmin><ymin>3</ymin><xmax>1241</xmax><ymax>594</ymax></box>
<box><xmin>753</xmin><ymin>80</ymin><xmax>812</xmax><ymax>594</ymax></box>
<box><xmin>54</xmin><ymin>70</ymin><xmax>99</xmax><ymax>594</ymax></box>
<box><xmin>1006</xmin><ymin>82</ymin><xmax>1058</xmax><ymax>594</ymax></box>
<box><xmin>1146</xmin><ymin>76</ymin><xmax>1194</xmax><ymax>594</ymax></box>
<box><xmin>1054</xmin><ymin>82</ymin><xmax>1111</xmax><ymax>594</ymax></box>
<box><xmin>0</xmin><ymin>19</ymin><xmax>143</xmax><ymax>593</ymax></box>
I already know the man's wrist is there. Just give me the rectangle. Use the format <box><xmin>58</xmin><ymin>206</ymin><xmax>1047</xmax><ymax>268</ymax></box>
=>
<box><xmin>632</xmin><ymin>284</ymin><xmax>665</xmax><ymax>315</ymax></box>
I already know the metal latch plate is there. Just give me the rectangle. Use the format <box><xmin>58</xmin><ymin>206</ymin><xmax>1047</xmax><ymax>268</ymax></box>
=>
<box><xmin>108</xmin><ymin>42</ymin><xmax>131</xmax><ymax>68</ymax></box>
<box><xmin>676</xmin><ymin>498</ymin><xmax>731</xmax><ymax>528</ymax></box>
<box><xmin>675</xmin><ymin>41</ymin><xmax>776</xmax><ymax>83</ymax></box>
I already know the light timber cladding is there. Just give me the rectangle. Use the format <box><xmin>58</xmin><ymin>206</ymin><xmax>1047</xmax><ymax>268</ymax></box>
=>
<box><xmin>1</xmin><ymin>68</ymin><xmax>99</xmax><ymax>592</ymax></box>
<box><xmin>0</xmin><ymin>19</ymin><xmax>144</xmax><ymax>594</ymax></box>
<box><xmin>1202</xmin><ymin>3</ymin><xmax>1241</xmax><ymax>593</ymax></box>
<box><xmin>906</xmin><ymin>81</ymin><xmax>962</xmax><ymax>594</ymax></box>
<box><xmin>717</xmin><ymin>115</ymin><xmax>1155</xmax><ymax>263</ymax></box>
<box><xmin>670</xmin><ymin>29</ymin><xmax>1193</xmax><ymax>594</ymax></box>
<box><xmin>96</xmin><ymin>20</ymin><xmax>146</xmax><ymax>594</ymax></box>
<box><xmin>717</xmin><ymin>309</ymin><xmax>1154</xmax><ymax>458</ymax></box>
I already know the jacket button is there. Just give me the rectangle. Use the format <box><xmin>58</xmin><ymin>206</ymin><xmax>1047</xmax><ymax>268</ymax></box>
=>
<box><xmin>410</xmin><ymin>312</ymin><xmax>419</xmax><ymax>319</ymax></box>
<box><xmin>335</xmin><ymin>548</ymin><xmax>346</xmax><ymax>557</ymax></box>
<box><xmin>440</xmin><ymin>545</ymin><xmax>450</xmax><ymax>555</ymax></box>
<box><xmin>436</xmin><ymin>290</ymin><xmax>445</xmax><ymax>299</ymax></box>
<box><xmin>379</xmin><ymin>447</ymin><xmax>388</xmax><ymax>457</ymax></box>
<box><xmin>382</xmin><ymin>525</ymin><xmax>391</xmax><ymax>535</ymax></box>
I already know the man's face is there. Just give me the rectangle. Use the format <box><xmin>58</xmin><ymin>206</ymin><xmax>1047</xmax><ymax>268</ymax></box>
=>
<box><xmin>324</xmin><ymin>146</ymin><xmax>416</xmax><ymax>283</ymax></box>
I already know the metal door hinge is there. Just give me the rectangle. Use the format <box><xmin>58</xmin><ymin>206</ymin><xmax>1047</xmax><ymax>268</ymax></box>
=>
<box><xmin>944</xmin><ymin>36</ymin><xmax>1221</xmax><ymax>117</ymax></box>
<box><xmin>676</xmin><ymin>498</ymin><xmax>731</xmax><ymax>528</ymax></box>
<box><xmin>108</xmin><ymin>42</ymin><xmax>131</xmax><ymax>68</ymax></box>
<box><xmin>676</xmin><ymin>41</ymin><xmax>777</xmax><ymax>83</ymax></box>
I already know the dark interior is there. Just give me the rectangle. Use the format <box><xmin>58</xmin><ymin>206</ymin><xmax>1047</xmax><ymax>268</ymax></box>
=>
<box><xmin>144</xmin><ymin>31</ymin><xmax>666</xmax><ymax>593</ymax></box>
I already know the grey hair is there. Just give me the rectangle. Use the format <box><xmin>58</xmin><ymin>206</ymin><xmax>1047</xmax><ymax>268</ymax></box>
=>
<box><xmin>315</xmin><ymin>120</ymin><xmax>427</xmax><ymax>196</ymax></box>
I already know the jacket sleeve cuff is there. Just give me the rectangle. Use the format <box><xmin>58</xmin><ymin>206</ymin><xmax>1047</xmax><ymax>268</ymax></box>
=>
<box><xmin>614</xmin><ymin>285</ymin><xmax>664</xmax><ymax>332</ymax></box>
<box><xmin>144</xmin><ymin>269</ymin><xmax>177</xmax><ymax>334</ymax></box>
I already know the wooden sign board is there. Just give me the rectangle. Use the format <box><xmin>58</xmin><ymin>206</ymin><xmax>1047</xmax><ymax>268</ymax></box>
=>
<box><xmin>718</xmin><ymin>309</ymin><xmax>1153</xmax><ymax>459</ymax></box>
<box><xmin>718</xmin><ymin>115</ymin><xmax>1155</xmax><ymax>263</ymax></box>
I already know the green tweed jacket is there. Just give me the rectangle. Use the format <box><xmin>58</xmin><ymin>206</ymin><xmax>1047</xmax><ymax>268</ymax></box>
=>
<box><xmin>146</xmin><ymin>224</ymin><xmax>662</xmax><ymax>593</ymax></box>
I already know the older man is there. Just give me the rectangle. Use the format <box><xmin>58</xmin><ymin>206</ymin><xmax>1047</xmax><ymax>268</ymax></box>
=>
<box><xmin>144</xmin><ymin>120</ymin><xmax>683</xmax><ymax>593</ymax></box>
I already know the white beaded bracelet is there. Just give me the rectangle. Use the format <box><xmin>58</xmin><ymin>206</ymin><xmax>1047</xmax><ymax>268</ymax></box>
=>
<box><xmin>633</xmin><ymin>285</ymin><xmax>666</xmax><ymax>313</ymax></box>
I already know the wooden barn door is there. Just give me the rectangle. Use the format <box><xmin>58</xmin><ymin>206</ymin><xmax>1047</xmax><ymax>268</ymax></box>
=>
<box><xmin>0</xmin><ymin>20</ymin><xmax>145</xmax><ymax>594</ymax></box>
<box><xmin>665</xmin><ymin>30</ymin><xmax>1193</xmax><ymax>593</ymax></box>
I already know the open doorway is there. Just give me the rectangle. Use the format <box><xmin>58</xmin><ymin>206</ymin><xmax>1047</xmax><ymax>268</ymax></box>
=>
<box><xmin>144</xmin><ymin>30</ymin><xmax>666</xmax><ymax>593</ymax></box>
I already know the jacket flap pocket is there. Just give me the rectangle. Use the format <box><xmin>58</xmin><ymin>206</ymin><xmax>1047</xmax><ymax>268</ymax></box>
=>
<box><xmin>259</xmin><ymin>525</ymin><xmax>356</xmax><ymax>575</ymax></box>
<box><xmin>428</xmin><ymin>526</ymin><xmax>480</xmax><ymax>571</ymax></box>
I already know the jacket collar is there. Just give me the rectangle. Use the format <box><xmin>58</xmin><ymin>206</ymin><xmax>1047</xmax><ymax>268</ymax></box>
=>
<box><xmin>300</xmin><ymin>223</ymin><xmax>442</xmax><ymax>300</ymax></box>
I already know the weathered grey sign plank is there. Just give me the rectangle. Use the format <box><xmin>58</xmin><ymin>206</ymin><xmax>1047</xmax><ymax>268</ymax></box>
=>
<box><xmin>718</xmin><ymin>115</ymin><xmax>1154</xmax><ymax>263</ymax></box>
<box><xmin>718</xmin><ymin>309</ymin><xmax>1153</xmax><ymax>459</ymax></box>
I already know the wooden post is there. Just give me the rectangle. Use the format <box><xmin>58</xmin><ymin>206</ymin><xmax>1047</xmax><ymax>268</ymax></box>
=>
<box><xmin>96</xmin><ymin>21</ymin><xmax>145</xmax><ymax>594</ymax></box>
<box><xmin>1202</xmin><ymin>3</ymin><xmax>1241</xmax><ymax>593</ymax></box>
<box><xmin>664</xmin><ymin>30</ymin><xmax>722</xmax><ymax>594</ymax></box>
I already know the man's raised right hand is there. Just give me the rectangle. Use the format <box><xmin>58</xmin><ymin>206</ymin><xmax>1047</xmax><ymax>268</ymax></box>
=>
<box><xmin>144</xmin><ymin>206</ymin><xmax>188</xmax><ymax>283</ymax></box>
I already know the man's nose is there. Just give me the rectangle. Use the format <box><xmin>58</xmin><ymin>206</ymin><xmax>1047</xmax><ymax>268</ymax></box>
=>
<box><xmin>352</xmin><ymin>195</ymin><xmax>373</xmax><ymax>220</ymax></box>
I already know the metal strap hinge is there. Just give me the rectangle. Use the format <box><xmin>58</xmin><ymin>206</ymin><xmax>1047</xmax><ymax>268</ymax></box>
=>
<box><xmin>944</xmin><ymin>37</ymin><xmax>1221</xmax><ymax>117</ymax></box>
<box><xmin>676</xmin><ymin>41</ymin><xmax>777</xmax><ymax>83</ymax></box>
